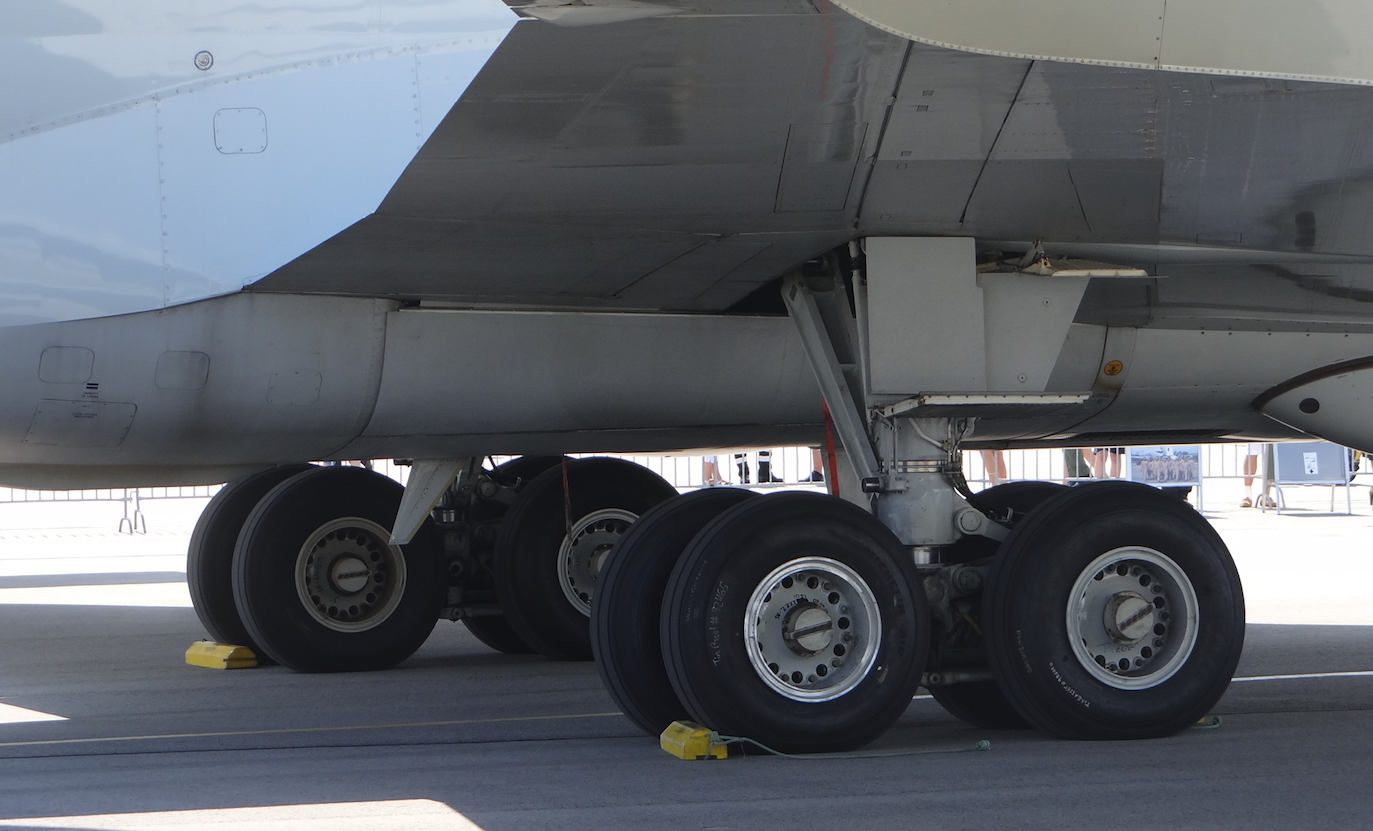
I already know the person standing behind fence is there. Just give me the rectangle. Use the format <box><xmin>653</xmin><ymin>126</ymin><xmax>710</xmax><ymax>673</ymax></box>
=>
<box><xmin>732</xmin><ymin>450</ymin><xmax>783</xmax><ymax>484</ymax></box>
<box><xmin>702</xmin><ymin>455</ymin><xmax>724</xmax><ymax>487</ymax></box>
<box><xmin>1240</xmin><ymin>443</ymin><xmax>1274</xmax><ymax>508</ymax></box>
<box><xmin>1085</xmin><ymin>447</ymin><xmax>1123</xmax><ymax>479</ymax></box>
<box><xmin>804</xmin><ymin>448</ymin><xmax>825</xmax><ymax>483</ymax></box>
<box><xmin>733</xmin><ymin>452</ymin><xmax>750</xmax><ymax>484</ymax></box>
<box><xmin>980</xmin><ymin>450</ymin><xmax>1007</xmax><ymax>488</ymax></box>
<box><xmin>757</xmin><ymin>449</ymin><xmax>782</xmax><ymax>483</ymax></box>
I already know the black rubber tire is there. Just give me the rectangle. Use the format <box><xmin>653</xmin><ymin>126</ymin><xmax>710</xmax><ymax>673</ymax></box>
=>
<box><xmin>233</xmin><ymin>466</ymin><xmax>446</xmax><ymax>672</ymax></box>
<box><xmin>592</xmin><ymin>487</ymin><xmax>758</xmax><ymax>736</ymax></box>
<box><xmin>984</xmin><ymin>481</ymin><xmax>1245</xmax><ymax>739</ymax></box>
<box><xmin>187</xmin><ymin>464</ymin><xmax>313</xmax><ymax>657</ymax></box>
<box><xmin>930</xmin><ymin>480</ymin><xmax>1067</xmax><ymax>729</ymax></box>
<box><xmin>460</xmin><ymin>456</ymin><xmax>560</xmax><ymax>655</ymax></box>
<box><xmin>462</xmin><ymin>615</ymin><xmax>536</xmax><ymax>655</ymax></box>
<box><xmin>662</xmin><ymin>492</ymin><xmax>930</xmax><ymax>754</ymax></box>
<box><xmin>494</xmin><ymin>458</ymin><xmax>679</xmax><ymax>660</ymax></box>
<box><xmin>929</xmin><ymin>681</ymin><xmax>1031</xmax><ymax>731</ymax></box>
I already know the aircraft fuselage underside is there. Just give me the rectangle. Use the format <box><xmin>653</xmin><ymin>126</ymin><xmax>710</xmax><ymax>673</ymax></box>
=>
<box><xmin>3</xmin><ymin>240</ymin><xmax>1372</xmax><ymax>489</ymax></box>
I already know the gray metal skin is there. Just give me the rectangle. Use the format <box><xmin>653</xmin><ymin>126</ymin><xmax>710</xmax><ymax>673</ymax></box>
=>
<box><xmin>0</xmin><ymin>295</ymin><xmax>820</xmax><ymax>488</ymax></box>
<box><xmin>258</xmin><ymin>10</ymin><xmax>1373</xmax><ymax>309</ymax></box>
<box><xmin>10</xmin><ymin>5</ymin><xmax>1373</xmax><ymax>486</ymax></box>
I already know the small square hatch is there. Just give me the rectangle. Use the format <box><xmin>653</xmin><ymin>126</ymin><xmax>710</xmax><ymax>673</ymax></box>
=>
<box><xmin>214</xmin><ymin>108</ymin><xmax>267</xmax><ymax>154</ymax></box>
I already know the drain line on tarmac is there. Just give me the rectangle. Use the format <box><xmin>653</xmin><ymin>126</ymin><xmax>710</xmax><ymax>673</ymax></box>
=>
<box><xmin>0</xmin><ymin>710</ymin><xmax>623</xmax><ymax>750</ymax></box>
<box><xmin>1231</xmin><ymin>670</ymin><xmax>1373</xmax><ymax>682</ymax></box>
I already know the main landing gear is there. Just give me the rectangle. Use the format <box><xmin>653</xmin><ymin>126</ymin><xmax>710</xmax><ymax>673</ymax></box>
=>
<box><xmin>189</xmin><ymin>463</ymin><xmax>444</xmax><ymax>671</ymax></box>
<box><xmin>593</xmin><ymin>477</ymin><xmax>1243</xmax><ymax>750</ymax></box>
<box><xmin>590</xmin><ymin>261</ymin><xmax>1245</xmax><ymax>753</ymax></box>
<box><xmin>187</xmin><ymin>456</ymin><xmax>678</xmax><ymax>672</ymax></box>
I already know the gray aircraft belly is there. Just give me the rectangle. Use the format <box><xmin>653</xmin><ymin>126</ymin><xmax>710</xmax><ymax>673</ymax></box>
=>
<box><xmin>251</xmin><ymin>11</ymin><xmax>1373</xmax><ymax>318</ymax></box>
<box><xmin>252</xmin><ymin>9</ymin><xmax>904</xmax><ymax>311</ymax></box>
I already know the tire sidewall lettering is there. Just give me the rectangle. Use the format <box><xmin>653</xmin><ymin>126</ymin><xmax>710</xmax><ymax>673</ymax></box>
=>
<box><xmin>707</xmin><ymin>580</ymin><xmax>728</xmax><ymax>666</ymax></box>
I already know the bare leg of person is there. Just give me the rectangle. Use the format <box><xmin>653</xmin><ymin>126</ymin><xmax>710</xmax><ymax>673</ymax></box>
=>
<box><xmin>1241</xmin><ymin>455</ymin><xmax>1257</xmax><ymax>507</ymax></box>
<box><xmin>979</xmin><ymin>450</ymin><xmax>1003</xmax><ymax>487</ymax></box>
<box><xmin>703</xmin><ymin>457</ymin><xmax>721</xmax><ymax>487</ymax></box>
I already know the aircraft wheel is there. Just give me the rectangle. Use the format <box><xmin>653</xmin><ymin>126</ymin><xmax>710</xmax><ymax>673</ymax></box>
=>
<box><xmin>984</xmin><ymin>482</ymin><xmax>1245</xmax><ymax>739</ymax></box>
<box><xmin>233</xmin><ymin>466</ymin><xmax>446</xmax><ymax>672</ymax></box>
<box><xmin>662</xmin><ymin>493</ymin><xmax>929</xmax><ymax>754</ymax></box>
<box><xmin>494</xmin><ymin>458</ymin><xmax>678</xmax><ymax>660</ymax></box>
<box><xmin>930</xmin><ymin>480</ymin><xmax>1066</xmax><ymax>729</ymax></box>
<box><xmin>592</xmin><ymin>487</ymin><xmax>757</xmax><ymax>735</ymax></box>
<box><xmin>187</xmin><ymin>464</ymin><xmax>313</xmax><ymax>656</ymax></box>
<box><xmin>459</xmin><ymin>456</ymin><xmax>560</xmax><ymax>655</ymax></box>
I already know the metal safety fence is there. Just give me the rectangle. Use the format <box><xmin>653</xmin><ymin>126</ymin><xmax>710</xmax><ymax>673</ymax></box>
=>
<box><xmin>1</xmin><ymin>444</ymin><xmax>1365</xmax><ymax>533</ymax></box>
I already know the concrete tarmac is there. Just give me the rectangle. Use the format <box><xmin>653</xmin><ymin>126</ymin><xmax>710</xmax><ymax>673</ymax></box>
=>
<box><xmin>0</xmin><ymin>491</ymin><xmax>1370</xmax><ymax>829</ymax></box>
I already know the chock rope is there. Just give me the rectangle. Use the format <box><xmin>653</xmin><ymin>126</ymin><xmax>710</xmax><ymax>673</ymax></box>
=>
<box><xmin>704</xmin><ymin>715</ymin><xmax>1220</xmax><ymax>758</ymax></box>
<box><xmin>706</xmin><ymin>732</ymin><xmax>992</xmax><ymax>760</ymax></box>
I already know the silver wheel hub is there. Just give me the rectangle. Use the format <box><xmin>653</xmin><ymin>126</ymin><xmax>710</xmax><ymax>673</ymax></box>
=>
<box><xmin>558</xmin><ymin>508</ymin><xmax>637</xmax><ymax>617</ymax></box>
<box><xmin>1067</xmin><ymin>546</ymin><xmax>1199</xmax><ymax>690</ymax></box>
<box><xmin>330</xmin><ymin>556</ymin><xmax>371</xmax><ymax>594</ymax></box>
<box><xmin>745</xmin><ymin>557</ymin><xmax>881</xmax><ymax>702</ymax></box>
<box><xmin>295</xmin><ymin>517</ymin><xmax>407</xmax><ymax>633</ymax></box>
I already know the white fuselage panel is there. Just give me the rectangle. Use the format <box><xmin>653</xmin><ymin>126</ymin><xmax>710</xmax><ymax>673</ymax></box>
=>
<box><xmin>0</xmin><ymin>1</ymin><xmax>516</xmax><ymax>328</ymax></box>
